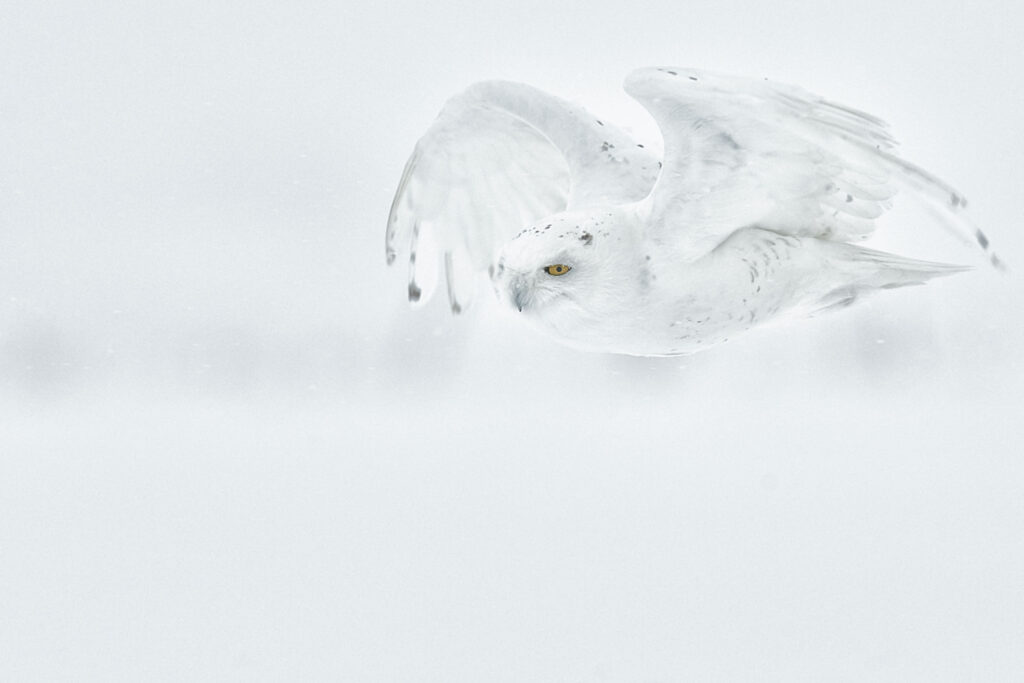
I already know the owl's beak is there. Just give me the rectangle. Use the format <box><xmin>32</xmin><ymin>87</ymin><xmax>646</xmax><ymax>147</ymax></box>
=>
<box><xmin>510</xmin><ymin>278</ymin><xmax>530</xmax><ymax>312</ymax></box>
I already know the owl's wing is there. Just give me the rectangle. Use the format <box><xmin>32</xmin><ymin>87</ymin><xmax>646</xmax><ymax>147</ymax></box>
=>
<box><xmin>387</xmin><ymin>80</ymin><xmax>659</xmax><ymax>311</ymax></box>
<box><xmin>624</xmin><ymin>67</ymin><xmax>984</xmax><ymax>262</ymax></box>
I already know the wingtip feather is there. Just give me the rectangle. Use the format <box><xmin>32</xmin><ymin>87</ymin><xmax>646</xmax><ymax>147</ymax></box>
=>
<box><xmin>385</xmin><ymin>148</ymin><xmax>421</xmax><ymax>266</ymax></box>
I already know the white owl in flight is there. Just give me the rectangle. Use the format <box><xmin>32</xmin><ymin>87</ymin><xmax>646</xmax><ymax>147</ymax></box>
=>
<box><xmin>387</xmin><ymin>67</ymin><xmax>995</xmax><ymax>356</ymax></box>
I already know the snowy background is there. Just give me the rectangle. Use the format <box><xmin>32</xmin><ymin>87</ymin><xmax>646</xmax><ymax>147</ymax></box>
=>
<box><xmin>3</xmin><ymin>1</ymin><xmax>1023</xmax><ymax>680</ymax></box>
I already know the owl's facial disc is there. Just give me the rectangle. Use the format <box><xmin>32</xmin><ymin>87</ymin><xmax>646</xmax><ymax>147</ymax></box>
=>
<box><xmin>495</xmin><ymin>213</ymin><xmax>606</xmax><ymax>313</ymax></box>
<box><xmin>499</xmin><ymin>247</ymin><xmax>577</xmax><ymax>312</ymax></box>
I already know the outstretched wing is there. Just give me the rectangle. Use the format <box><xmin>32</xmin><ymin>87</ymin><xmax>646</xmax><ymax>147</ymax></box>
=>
<box><xmin>624</xmin><ymin>67</ymin><xmax>981</xmax><ymax>262</ymax></box>
<box><xmin>387</xmin><ymin>80</ymin><xmax>659</xmax><ymax>311</ymax></box>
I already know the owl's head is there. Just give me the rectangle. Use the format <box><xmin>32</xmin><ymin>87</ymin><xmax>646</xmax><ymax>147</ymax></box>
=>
<box><xmin>492</xmin><ymin>209</ymin><xmax>641</xmax><ymax>326</ymax></box>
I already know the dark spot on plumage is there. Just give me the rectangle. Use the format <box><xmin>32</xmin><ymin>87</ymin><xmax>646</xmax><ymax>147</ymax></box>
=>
<box><xmin>666</xmin><ymin>70</ymin><xmax>677</xmax><ymax>75</ymax></box>
<box><xmin>951</xmin><ymin>193</ymin><xmax>964</xmax><ymax>208</ymax></box>
<box><xmin>714</xmin><ymin>132</ymin><xmax>741</xmax><ymax>153</ymax></box>
<box><xmin>975</xmin><ymin>229</ymin><xmax>989</xmax><ymax>249</ymax></box>
<box><xmin>657</xmin><ymin>161</ymin><xmax>662</xmax><ymax>169</ymax></box>
<box><xmin>450</xmin><ymin>302</ymin><xmax>462</xmax><ymax>314</ymax></box>
<box><xmin>636</xmin><ymin>143</ymin><xmax>644</xmax><ymax>148</ymax></box>
<box><xmin>601</xmin><ymin>141</ymin><xmax>615</xmax><ymax>152</ymax></box>
<box><xmin>846</xmin><ymin>194</ymin><xmax>853</xmax><ymax>202</ymax></box>
<box><xmin>596</xmin><ymin>119</ymin><xmax>604</xmax><ymax>126</ymax></box>
<box><xmin>408</xmin><ymin>282</ymin><xmax>422</xmax><ymax>302</ymax></box>
<box><xmin>645</xmin><ymin>255</ymin><xmax>651</xmax><ymax>261</ymax></box>
<box><xmin>409</xmin><ymin>251</ymin><xmax>416</xmax><ymax>264</ymax></box>
<box><xmin>580</xmin><ymin>232</ymin><xmax>593</xmax><ymax>246</ymax></box>
<box><xmin>545</xmin><ymin>224</ymin><xmax>551</xmax><ymax>230</ymax></box>
<box><xmin>688</xmin><ymin>75</ymin><xmax>698</xmax><ymax>81</ymax></box>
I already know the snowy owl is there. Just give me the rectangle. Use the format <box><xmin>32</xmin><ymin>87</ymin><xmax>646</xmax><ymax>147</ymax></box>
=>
<box><xmin>386</xmin><ymin>67</ymin><xmax>995</xmax><ymax>355</ymax></box>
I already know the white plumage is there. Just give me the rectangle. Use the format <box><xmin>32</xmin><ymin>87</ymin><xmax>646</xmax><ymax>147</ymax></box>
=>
<box><xmin>387</xmin><ymin>67</ymin><xmax>994</xmax><ymax>355</ymax></box>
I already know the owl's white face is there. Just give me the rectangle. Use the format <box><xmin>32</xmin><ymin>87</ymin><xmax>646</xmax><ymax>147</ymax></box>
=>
<box><xmin>492</xmin><ymin>210</ymin><xmax>645</xmax><ymax>347</ymax></box>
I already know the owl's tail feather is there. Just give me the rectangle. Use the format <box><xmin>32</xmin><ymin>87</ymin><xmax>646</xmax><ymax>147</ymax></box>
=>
<box><xmin>848</xmin><ymin>244</ymin><xmax>970</xmax><ymax>286</ymax></box>
<box><xmin>812</xmin><ymin>244</ymin><xmax>970</xmax><ymax>314</ymax></box>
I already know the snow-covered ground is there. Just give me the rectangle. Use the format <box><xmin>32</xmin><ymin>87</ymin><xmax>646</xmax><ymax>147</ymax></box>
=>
<box><xmin>2</xmin><ymin>2</ymin><xmax>1023</xmax><ymax>680</ymax></box>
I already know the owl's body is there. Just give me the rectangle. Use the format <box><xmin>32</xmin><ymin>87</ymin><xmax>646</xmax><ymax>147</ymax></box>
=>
<box><xmin>495</xmin><ymin>211</ymin><xmax>964</xmax><ymax>355</ymax></box>
<box><xmin>387</xmin><ymin>68</ymin><xmax>991</xmax><ymax>356</ymax></box>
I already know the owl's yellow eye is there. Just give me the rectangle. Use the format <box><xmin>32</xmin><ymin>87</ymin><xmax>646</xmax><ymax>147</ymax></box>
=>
<box><xmin>544</xmin><ymin>264</ymin><xmax>572</xmax><ymax>276</ymax></box>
